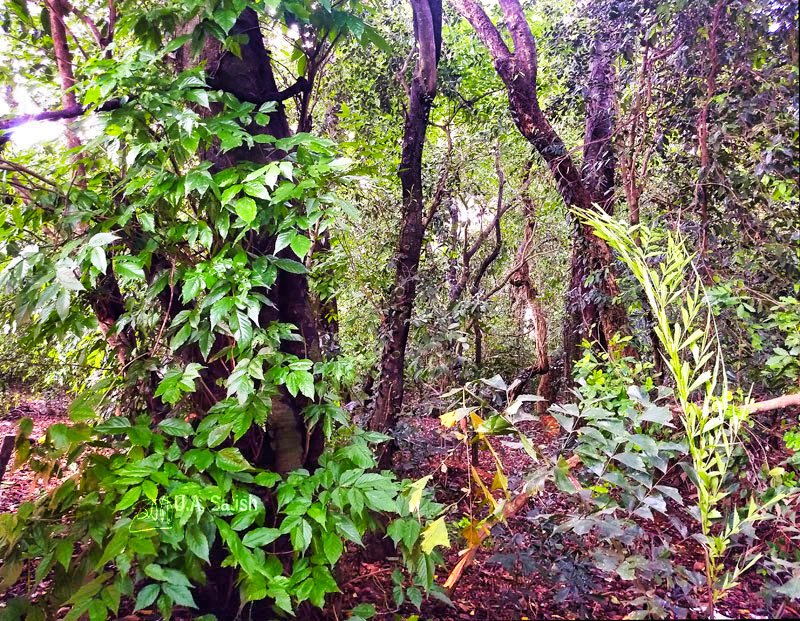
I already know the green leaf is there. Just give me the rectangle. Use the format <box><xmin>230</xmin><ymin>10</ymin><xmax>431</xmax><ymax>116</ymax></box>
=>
<box><xmin>420</xmin><ymin>517</ymin><xmax>449</xmax><ymax>554</ymax></box>
<box><xmin>186</xmin><ymin>169</ymin><xmax>213</xmax><ymax>196</ymax></box>
<box><xmin>114</xmin><ymin>256</ymin><xmax>145</xmax><ymax>280</ymax></box>
<box><xmin>88</xmin><ymin>232</ymin><xmax>119</xmax><ymax>247</ymax></box>
<box><xmin>243</xmin><ymin>181</ymin><xmax>270</xmax><ymax>200</ymax></box>
<box><xmin>141</xmin><ymin>480</ymin><xmax>159</xmax><ymax>502</ymax></box>
<box><xmin>274</xmin><ymin>230</ymin><xmax>295</xmax><ymax>254</ymax></box>
<box><xmin>407</xmin><ymin>585</ymin><xmax>422</xmax><ymax>609</ymax></box>
<box><xmin>271</xmin><ymin>257</ymin><xmax>308</xmax><ymax>274</ymax></box>
<box><xmin>290</xmin><ymin>519</ymin><xmax>313</xmax><ymax>553</ymax></box>
<box><xmin>234</xmin><ymin>197</ymin><xmax>257</xmax><ymax>224</ymax></box>
<box><xmin>134</xmin><ymin>584</ymin><xmax>160</xmax><ymax>611</ymax></box>
<box><xmin>254</xmin><ymin>471</ymin><xmax>281</xmax><ymax>488</ymax></box>
<box><xmin>158</xmin><ymin>417</ymin><xmax>193</xmax><ymax>437</ymax></box>
<box><xmin>613</xmin><ymin>452</ymin><xmax>647</xmax><ymax>472</ymax></box>
<box><xmin>290</xmin><ymin>234</ymin><xmax>312</xmax><ymax>258</ymax></box>
<box><xmin>285</xmin><ymin>370</ymin><xmax>314</xmax><ymax>399</ymax></box>
<box><xmin>162</xmin><ymin>583</ymin><xmax>197</xmax><ymax>608</ymax></box>
<box><xmin>216</xmin><ymin>447</ymin><xmax>251</xmax><ymax>472</ymax></box>
<box><xmin>242</xmin><ymin>527</ymin><xmax>281</xmax><ymax>547</ymax></box>
<box><xmin>116</xmin><ymin>487</ymin><xmax>142</xmax><ymax>511</ymax></box>
<box><xmin>322</xmin><ymin>531</ymin><xmax>343</xmax><ymax>564</ymax></box>
<box><xmin>56</xmin><ymin>264</ymin><xmax>84</xmax><ymax>291</ymax></box>
<box><xmin>776</xmin><ymin>575</ymin><xmax>800</xmax><ymax>599</ymax></box>
<box><xmin>186</xmin><ymin>524</ymin><xmax>210</xmax><ymax>563</ymax></box>
<box><xmin>90</xmin><ymin>246</ymin><xmax>107</xmax><ymax>273</ymax></box>
<box><xmin>207</xmin><ymin>422</ymin><xmax>232</xmax><ymax>448</ymax></box>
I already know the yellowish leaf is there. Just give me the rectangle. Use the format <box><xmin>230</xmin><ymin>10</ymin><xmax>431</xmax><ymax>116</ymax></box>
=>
<box><xmin>421</xmin><ymin>517</ymin><xmax>450</xmax><ymax>554</ymax></box>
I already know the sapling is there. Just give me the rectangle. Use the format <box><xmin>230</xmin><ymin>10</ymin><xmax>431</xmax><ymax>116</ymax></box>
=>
<box><xmin>579</xmin><ymin>209</ymin><xmax>791</xmax><ymax>616</ymax></box>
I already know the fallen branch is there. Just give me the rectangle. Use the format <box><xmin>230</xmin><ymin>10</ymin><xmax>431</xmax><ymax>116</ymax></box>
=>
<box><xmin>443</xmin><ymin>453</ymin><xmax>579</xmax><ymax>594</ymax></box>
<box><xmin>744</xmin><ymin>392</ymin><xmax>800</xmax><ymax>414</ymax></box>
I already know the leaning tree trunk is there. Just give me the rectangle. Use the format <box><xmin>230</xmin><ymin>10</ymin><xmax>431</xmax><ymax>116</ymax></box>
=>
<box><xmin>450</xmin><ymin>0</ymin><xmax>633</xmax><ymax>384</ymax></box>
<box><xmin>370</xmin><ymin>0</ymin><xmax>442</xmax><ymax>440</ymax></box>
<box><xmin>510</xmin><ymin>197</ymin><xmax>553</xmax><ymax>414</ymax></box>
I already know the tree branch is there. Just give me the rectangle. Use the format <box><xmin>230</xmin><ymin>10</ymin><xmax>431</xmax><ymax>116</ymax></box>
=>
<box><xmin>449</xmin><ymin>0</ymin><xmax>511</xmax><ymax>63</ymax></box>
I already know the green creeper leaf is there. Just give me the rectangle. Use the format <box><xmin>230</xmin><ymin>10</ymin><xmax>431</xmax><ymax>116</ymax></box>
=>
<box><xmin>114</xmin><ymin>256</ymin><xmax>145</xmax><ymax>281</ymax></box>
<box><xmin>407</xmin><ymin>586</ymin><xmax>422</xmax><ymax>609</ymax></box>
<box><xmin>242</xmin><ymin>527</ymin><xmax>282</xmax><ymax>547</ymax></box>
<box><xmin>162</xmin><ymin>583</ymin><xmax>197</xmax><ymax>608</ymax></box>
<box><xmin>614</xmin><ymin>452</ymin><xmax>647</xmax><ymax>472</ymax></box>
<box><xmin>243</xmin><ymin>181</ymin><xmax>270</xmax><ymax>200</ymax></box>
<box><xmin>274</xmin><ymin>230</ymin><xmax>295</xmax><ymax>254</ymax></box>
<box><xmin>88</xmin><ymin>232</ymin><xmax>119</xmax><ymax>248</ymax></box>
<box><xmin>290</xmin><ymin>234</ymin><xmax>312</xmax><ymax>258</ymax></box>
<box><xmin>335</xmin><ymin>516</ymin><xmax>363</xmax><ymax>546</ymax></box>
<box><xmin>186</xmin><ymin>169</ymin><xmax>213</xmax><ymax>196</ymax></box>
<box><xmin>207</xmin><ymin>422</ymin><xmax>232</xmax><ymax>448</ymax></box>
<box><xmin>116</xmin><ymin>486</ymin><xmax>142</xmax><ymax>511</ymax></box>
<box><xmin>234</xmin><ymin>197</ymin><xmax>257</xmax><ymax>224</ymax></box>
<box><xmin>285</xmin><ymin>370</ymin><xmax>314</xmax><ymax>399</ymax></box>
<box><xmin>364</xmin><ymin>490</ymin><xmax>398</xmax><ymax>513</ymax></box>
<box><xmin>55</xmin><ymin>289</ymin><xmax>71</xmax><ymax>320</ymax></box>
<box><xmin>322</xmin><ymin>531</ymin><xmax>343</xmax><ymax>565</ymax></box>
<box><xmin>186</xmin><ymin>524</ymin><xmax>210</xmax><ymax>563</ymax></box>
<box><xmin>141</xmin><ymin>480</ymin><xmax>159</xmax><ymax>502</ymax></box>
<box><xmin>271</xmin><ymin>257</ymin><xmax>308</xmax><ymax>274</ymax></box>
<box><xmin>290</xmin><ymin>519</ymin><xmax>313</xmax><ymax>553</ymax></box>
<box><xmin>254</xmin><ymin>471</ymin><xmax>281</xmax><ymax>488</ymax></box>
<box><xmin>158</xmin><ymin>417</ymin><xmax>193</xmax><ymax>437</ymax></box>
<box><xmin>216</xmin><ymin>447</ymin><xmax>251</xmax><ymax>472</ymax></box>
<box><xmin>170</xmin><ymin>322</ymin><xmax>193</xmax><ymax>351</ymax></box>
<box><xmin>55</xmin><ymin>540</ymin><xmax>73</xmax><ymax>570</ymax></box>
<box><xmin>134</xmin><ymin>584</ymin><xmax>160</xmax><ymax>611</ymax></box>
<box><xmin>776</xmin><ymin>575</ymin><xmax>800</xmax><ymax>599</ymax></box>
<box><xmin>56</xmin><ymin>264</ymin><xmax>84</xmax><ymax>291</ymax></box>
<box><xmin>420</xmin><ymin>517</ymin><xmax>449</xmax><ymax>554</ymax></box>
<box><xmin>183</xmin><ymin>448</ymin><xmax>214</xmax><ymax>471</ymax></box>
<box><xmin>90</xmin><ymin>246</ymin><xmax>107</xmax><ymax>273</ymax></box>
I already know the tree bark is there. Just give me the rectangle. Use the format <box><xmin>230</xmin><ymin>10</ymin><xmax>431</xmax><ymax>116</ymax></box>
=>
<box><xmin>370</xmin><ymin>0</ymin><xmax>442</xmax><ymax>439</ymax></box>
<box><xmin>194</xmin><ymin>8</ymin><xmax>322</xmax><ymax>473</ymax></box>
<box><xmin>449</xmin><ymin>0</ymin><xmax>633</xmax><ymax>385</ymax></box>
<box><xmin>510</xmin><ymin>196</ymin><xmax>553</xmax><ymax>414</ymax></box>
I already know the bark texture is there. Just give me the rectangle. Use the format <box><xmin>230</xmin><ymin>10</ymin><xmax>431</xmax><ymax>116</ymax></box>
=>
<box><xmin>200</xmin><ymin>8</ymin><xmax>322</xmax><ymax>474</ymax></box>
<box><xmin>370</xmin><ymin>0</ymin><xmax>442</xmax><ymax>436</ymax></box>
<box><xmin>449</xmin><ymin>0</ymin><xmax>633</xmax><ymax>382</ymax></box>
<box><xmin>510</xmin><ymin>196</ymin><xmax>553</xmax><ymax>413</ymax></box>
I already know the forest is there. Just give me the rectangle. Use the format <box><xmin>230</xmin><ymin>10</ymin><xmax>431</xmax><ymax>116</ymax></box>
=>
<box><xmin>0</xmin><ymin>0</ymin><xmax>798</xmax><ymax>619</ymax></box>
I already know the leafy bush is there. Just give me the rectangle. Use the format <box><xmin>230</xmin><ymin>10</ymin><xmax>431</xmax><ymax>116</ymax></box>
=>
<box><xmin>582</xmin><ymin>209</ymin><xmax>798</xmax><ymax>615</ymax></box>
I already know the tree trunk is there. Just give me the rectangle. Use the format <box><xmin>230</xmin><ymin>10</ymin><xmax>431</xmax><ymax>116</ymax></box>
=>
<box><xmin>449</xmin><ymin>0</ymin><xmax>633</xmax><ymax>388</ymax></box>
<box><xmin>195</xmin><ymin>8</ymin><xmax>323</xmax><ymax>473</ymax></box>
<box><xmin>370</xmin><ymin>0</ymin><xmax>442</xmax><ymax>439</ymax></box>
<box><xmin>510</xmin><ymin>198</ymin><xmax>553</xmax><ymax>414</ymax></box>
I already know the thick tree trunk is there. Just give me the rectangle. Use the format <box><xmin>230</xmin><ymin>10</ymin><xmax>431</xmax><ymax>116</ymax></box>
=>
<box><xmin>370</xmin><ymin>0</ymin><xmax>442</xmax><ymax>438</ymax></box>
<box><xmin>198</xmin><ymin>8</ymin><xmax>322</xmax><ymax>473</ymax></box>
<box><xmin>189</xmin><ymin>9</ymin><xmax>323</xmax><ymax>617</ymax></box>
<box><xmin>449</xmin><ymin>0</ymin><xmax>633</xmax><ymax>387</ymax></box>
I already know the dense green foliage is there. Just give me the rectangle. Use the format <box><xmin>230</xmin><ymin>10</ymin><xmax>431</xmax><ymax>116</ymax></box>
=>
<box><xmin>0</xmin><ymin>0</ymin><xmax>797</xmax><ymax>618</ymax></box>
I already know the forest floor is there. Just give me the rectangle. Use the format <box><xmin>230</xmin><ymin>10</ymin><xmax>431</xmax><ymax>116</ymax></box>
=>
<box><xmin>0</xmin><ymin>391</ymin><xmax>795</xmax><ymax>620</ymax></box>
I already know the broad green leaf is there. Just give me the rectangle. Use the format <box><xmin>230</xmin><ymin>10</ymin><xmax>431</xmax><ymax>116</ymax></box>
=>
<box><xmin>216</xmin><ymin>447</ymin><xmax>251</xmax><ymax>472</ymax></box>
<box><xmin>234</xmin><ymin>197</ymin><xmax>257</xmax><ymax>224</ymax></box>
<box><xmin>420</xmin><ymin>517</ymin><xmax>449</xmax><ymax>554</ymax></box>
